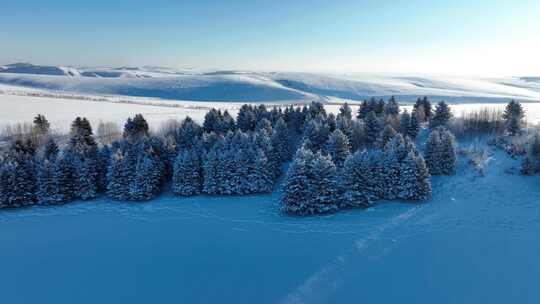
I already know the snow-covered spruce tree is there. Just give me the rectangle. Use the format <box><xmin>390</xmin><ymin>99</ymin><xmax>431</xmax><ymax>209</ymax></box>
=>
<box><xmin>123</xmin><ymin>114</ymin><xmax>149</xmax><ymax>142</ymax></box>
<box><xmin>256</xmin><ymin>118</ymin><xmax>273</xmax><ymax>135</ymax></box>
<box><xmin>424</xmin><ymin>127</ymin><xmax>457</xmax><ymax>175</ymax></box>
<box><xmin>129</xmin><ymin>148</ymin><xmax>163</xmax><ymax>201</ymax></box>
<box><xmin>42</xmin><ymin>138</ymin><xmax>59</xmax><ymax>161</ymax></box>
<box><xmin>326</xmin><ymin>129</ymin><xmax>350</xmax><ymax>167</ymax></box>
<box><xmin>308</xmin><ymin>152</ymin><xmax>340</xmax><ymax>214</ymax></box>
<box><xmin>408</xmin><ymin>109</ymin><xmax>421</xmax><ymax>139</ymax></box>
<box><xmin>106</xmin><ymin>150</ymin><xmax>131</xmax><ymax>200</ymax></box>
<box><xmin>381</xmin><ymin>134</ymin><xmax>409</xmax><ymax>199</ymax></box>
<box><xmin>172</xmin><ymin>148</ymin><xmax>203</xmax><ymax>196</ymax></box>
<box><xmin>271</xmin><ymin>118</ymin><xmax>291</xmax><ymax>162</ymax></box>
<box><xmin>521</xmin><ymin>134</ymin><xmax>540</xmax><ymax>175</ymax></box>
<box><xmin>0</xmin><ymin>140</ymin><xmax>38</xmax><ymax>207</ymax></box>
<box><xmin>302</xmin><ymin>119</ymin><xmax>330</xmax><ymax>152</ymax></box>
<box><xmin>384</xmin><ymin>96</ymin><xmax>400</xmax><ymax>117</ymax></box>
<box><xmin>338</xmin><ymin>103</ymin><xmax>353</xmax><ymax>121</ymax></box>
<box><xmin>37</xmin><ymin>158</ymin><xmax>60</xmax><ymax>205</ymax></box>
<box><xmin>68</xmin><ymin>117</ymin><xmax>99</xmax><ymax>199</ymax></box>
<box><xmin>381</xmin><ymin>125</ymin><xmax>398</xmax><ymax>148</ymax></box>
<box><xmin>397</xmin><ymin>151</ymin><xmax>432</xmax><ymax>200</ymax></box>
<box><xmin>237</xmin><ymin>104</ymin><xmax>257</xmax><ymax>132</ymax></box>
<box><xmin>430</xmin><ymin>101</ymin><xmax>452</xmax><ymax>128</ymax></box>
<box><xmin>219</xmin><ymin>110</ymin><xmax>236</xmax><ymax>134</ymax></box>
<box><xmin>176</xmin><ymin>116</ymin><xmax>203</xmax><ymax>150</ymax></box>
<box><xmin>502</xmin><ymin>100</ymin><xmax>525</xmax><ymax>136</ymax></box>
<box><xmin>53</xmin><ymin>151</ymin><xmax>78</xmax><ymax>203</ymax></box>
<box><xmin>413</xmin><ymin>96</ymin><xmax>432</xmax><ymax>122</ymax></box>
<box><xmin>364</xmin><ymin>112</ymin><xmax>382</xmax><ymax>147</ymax></box>
<box><xmin>375</xmin><ymin>99</ymin><xmax>385</xmax><ymax>116</ymax></box>
<box><xmin>341</xmin><ymin>151</ymin><xmax>373</xmax><ymax>207</ymax></box>
<box><xmin>281</xmin><ymin>147</ymin><xmax>314</xmax><ymax>215</ymax></box>
<box><xmin>202</xmin><ymin>149</ymin><xmax>220</xmax><ymax>195</ymax></box>
<box><xmin>248</xmin><ymin>149</ymin><xmax>274</xmax><ymax>194</ymax></box>
<box><xmin>399</xmin><ymin>110</ymin><xmax>411</xmax><ymax>136</ymax></box>
<box><xmin>96</xmin><ymin>144</ymin><xmax>111</xmax><ymax>193</ymax></box>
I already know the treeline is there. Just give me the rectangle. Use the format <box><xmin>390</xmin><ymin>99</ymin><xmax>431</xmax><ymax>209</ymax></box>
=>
<box><xmin>281</xmin><ymin>98</ymin><xmax>458</xmax><ymax>215</ymax></box>
<box><xmin>0</xmin><ymin>97</ymin><xmax>463</xmax><ymax>214</ymax></box>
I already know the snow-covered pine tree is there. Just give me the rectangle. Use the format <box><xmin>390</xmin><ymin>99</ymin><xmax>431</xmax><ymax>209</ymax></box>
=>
<box><xmin>338</xmin><ymin>103</ymin><xmax>353</xmax><ymax>121</ymax></box>
<box><xmin>1</xmin><ymin>140</ymin><xmax>38</xmax><ymax>207</ymax></box>
<box><xmin>281</xmin><ymin>147</ymin><xmax>314</xmax><ymax>215</ymax></box>
<box><xmin>424</xmin><ymin>127</ymin><xmax>457</xmax><ymax>175</ymax></box>
<box><xmin>414</xmin><ymin>96</ymin><xmax>432</xmax><ymax>122</ymax></box>
<box><xmin>248</xmin><ymin>149</ymin><xmax>274</xmax><ymax>194</ymax></box>
<box><xmin>424</xmin><ymin>128</ymin><xmax>442</xmax><ymax>175</ymax></box>
<box><xmin>37</xmin><ymin>158</ymin><xmax>60</xmax><ymax>205</ymax></box>
<box><xmin>106</xmin><ymin>150</ymin><xmax>131</xmax><ymax>200</ymax></box>
<box><xmin>271</xmin><ymin>118</ymin><xmax>291</xmax><ymax>162</ymax></box>
<box><xmin>341</xmin><ymin>152</ymin><xmax>371</xmax><ymax>207</ymax></box>
<box><xmin>176</xmin><ymin>116</ymin><xmax>203</xmax><ymax>150</ymax></box>
<box><xmin>96</xmin><ymin>145</ymin><xmax>111</xmax><ymax>192</ymax></box>
<box><xmin>42</xmin><ymin>138</ymin><xmax>59</xmax><ymax>161</ymax></box>
<box><xmin>172</xmin><ymin>148</ymin><xmax>203</xmax><ymax>196</ymax></box>
<box><xmin>502</xmin><ymin>100</ymin><xmax>525</xmax><ymax>136</ymax></box>
<box><xmin>399</xmin><ymin>110</ymin><xmax>411</xmax><ymax>136</ymax></box>
<box><xmin>381</xmin><ymin>125</ymin><xmax>398</xmax><ymax>148</ymax></box>
<box><xmin>308</xmin><ymin>152</ymin><xmax>340</xmax><ymax>214</ymax></box>
<box><xmin>202</xmin><ymin>149</ymin><xmax>220</xmax><ymax>195</ymax></box>
<box><xmin>0</xmin><ymin>162</ymin><xmax>17</xmax><ymax>208</ymax></box>
<box><xmin>430</xmin><ymin>101</ymin><xmax>452</xmax><ymax>128</ymax></box>
<box><xmin>237</xmin><ymin>104</ymin><xmax>257</xmax><ymax>132</ymax></box>
<box><xmin>364</xmin><ymin>112</ymin><xmax>382</xmax><ymax>147</ymax></box>
<box><xmin>408</xmin><ymin>109</ymin><xmax>421</xmax><ymax>139</ymax></box>
<box><xmin>397</xmin><ymin>151</ymin><xmax>431</xmax><ymax>200</ymax></box>
<box><xmin>326</xmin><ymin>129</ymin><xmax>350</xmax><ymax>167</ymax></box>
<box><xmin>129</xmin><ymin>148</ymin><xmax>163</xmax><ymax>201</ymax></box>
<box><xmin>256</xmin><ymin>118</ymin><xmax>273</xmax><ymax>135</ymax></box>
<box><xmin>385</xmin><ymin>96</ymin><xmax>400</xmax><ymax>117</ymax></box>
<box><xmin>439</xmin><ymin>129</ymin><xmax>458</xmax><ymax>175</ymax></box>
<box><xmin>521</xmin><ymin>134</ymin><xmax>540</xmax><ymax>175</ymax></box>
<box><xmin>54</xmin><ymin>151</ymin><xmax>78</xmax><ymax>203</ymax></box>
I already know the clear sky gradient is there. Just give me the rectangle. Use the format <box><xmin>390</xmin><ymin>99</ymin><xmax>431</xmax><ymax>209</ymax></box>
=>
<box><xmin>1</xmin><ymin>0</ymin><xmax>539</xmax><ymax>76</ymax></box>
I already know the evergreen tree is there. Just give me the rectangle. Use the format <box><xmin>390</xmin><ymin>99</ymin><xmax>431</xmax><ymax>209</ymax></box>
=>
<box><xmin>414</xmin><ymin>97</ymin><xmax>432</xmax><ymax>122</ymax></box>
<box><xmin>106</xmin><ymin>150</ymin><xmax>131</xmax><ymax>200</ymax></box>
<box><xmin>42</xmin><ymin>138</ymin><xmax>59</xmax><ymax>161</ymax></box>
<box><xmin>172</xmin><ymin>149</ymin><xmax>203</xmax><ymax>196</ymax></box>
<box><xmin>176</xmin><ymin>116</ymin><xmax>202</xmax><ymax>150</ymax></box>
<box><xmin>408</xmin><ymin>110</ymin><xmax>421</xmax><ymax>139</ymax></box>
<box><xmin>364</xmin><ymin>112</ymin><xmax>382</xmax><ymax>147</ymax></box>
<box><xmin>326</xmin><ymin>129</ymin><xmax>350</xmax><ymax>167</ymax></box>
<box><xmin>249</xmin><ymin>149</ymin><xmax>274</xmax><ymax>193</ymax></box>
<box><xmin>341</xmin><ymin>151</ymin><xmax>373</xmax><ymax>207</ymax></box>
<box><xmin>502</xmin><ymin>100</ymin><xmax>525</xmax><ymax>136</ymax></box>
<box><xmin>123</xmin><ymin>114</ymin><xmax>149</xmax><ymax>142</ymax></box>
<box><xmin>399</xmin><ymin>109</ymin><xmax>411</xmax><ymax>135</ymax></box>
<box><xmin>256</xmin><ymin>118</ymin><xmax>273</xmax><ymax>135</ymax></box>
<box><xmin>308</xmin><ymin>153</ymin><xmax>340</xmax><ymax>214</ymax></box>
<box><xmin>381</xmin><ymin>125</ymin><xmax>398</xmax><ymax>148</ymax></box>
<box><xmin>338</xmin><ymin>103</ymin><xmax>353</xmax><ymax>121</ymax></box>
<box><xmin>202</xmin><ymin>149</ymin><xmax>220</xmax><ymax>194</ymax></box>
<box><xmin>397</xmin><ymin>151</ymin><xmax>432</xmax><ymax>200</ymax></box>
<box><xmin>271</xmin><ymin>118</ymin><xmax>291</xmax><ymax>162</ymax></box>
<box><xmin>281</xmin><ymin>147</ymin><xmax>313</xmax><ymax>215</ymax></box>
<box><xmin>424</xmin><ymin>127</ymin><xmax>457</xmax><ymax>175</ymax></box>
<box><xmin>385</xmin><ymin>96</ymin><xmax>400</xmax><ymax>117</ymax></box>
<box><xmin>430</xmin><ymin>101</ymin><xmax>452</xmax><ymax>128</ymax></box>
<box><xmin>37</xmin><ymin>158</ymin><xmax>59</xmax><ymax>205</ymax></box>
<box><xmin>53</xmin><ymin>151</ymin><xmax>77</xmax><ymax>203</ymax></box>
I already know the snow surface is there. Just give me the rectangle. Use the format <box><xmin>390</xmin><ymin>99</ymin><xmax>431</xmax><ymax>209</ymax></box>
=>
<box><xmin>0</xmin><ymin>145</ymin><xmax>538</xmax><ymax>303</ymax></box>
<box><xmin>2</xmin><ymin>64</ymin><xmax>540</xmax><ymax>102</ymax></box>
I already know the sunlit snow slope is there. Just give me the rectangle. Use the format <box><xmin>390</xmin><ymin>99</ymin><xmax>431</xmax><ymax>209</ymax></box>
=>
<box><xmin>1</xmin><ymin>63</ymin><xmax>540</xmax><ymax>103</ymax></box>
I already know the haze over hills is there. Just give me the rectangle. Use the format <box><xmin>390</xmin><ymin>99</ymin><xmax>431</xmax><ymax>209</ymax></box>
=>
<box><xmin>1</xmin><ymin>63</ymin><xmax>540</xmax><ymax>103</ymax></box>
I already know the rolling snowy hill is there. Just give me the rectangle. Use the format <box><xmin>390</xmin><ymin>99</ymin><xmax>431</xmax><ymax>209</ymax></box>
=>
<box><xmin>2</xmin><ymin>63</ymin><xmax>540</xmax><ymax>103</ymax></box>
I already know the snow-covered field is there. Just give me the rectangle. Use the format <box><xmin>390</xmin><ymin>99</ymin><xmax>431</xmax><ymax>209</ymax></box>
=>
<box><xmin>0</xmin><ymin>146</ymin><xmax>538</xmax><ymax>303</ymax></box>
<box><xmin>2</xmin><ymin>92</ymin><xmax>540</xmax><ymax>133</ymax></box>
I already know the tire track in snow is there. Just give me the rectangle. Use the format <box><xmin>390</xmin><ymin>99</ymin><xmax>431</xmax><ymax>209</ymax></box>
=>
<box><xmin>278</xmin><ymin>205</ymin><xmax>425</xmax><ymax>304</ymax></box>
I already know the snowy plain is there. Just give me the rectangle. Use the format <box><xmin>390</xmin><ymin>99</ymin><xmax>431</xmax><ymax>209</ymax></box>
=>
<box><xmin>0</xmin><ymin>147</ymin><xmax>539</xmax><ymax>303</ymax></box>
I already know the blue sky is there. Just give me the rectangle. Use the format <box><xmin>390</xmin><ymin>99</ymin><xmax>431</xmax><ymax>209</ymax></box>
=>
<box><xmin>1</xmin><ymin>0</ymin><xmax>539</xmax><ymax>75</ymax></box>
